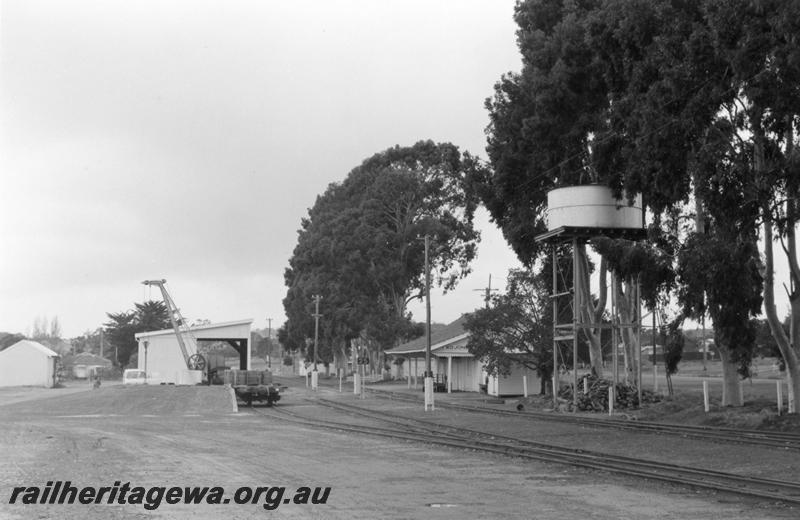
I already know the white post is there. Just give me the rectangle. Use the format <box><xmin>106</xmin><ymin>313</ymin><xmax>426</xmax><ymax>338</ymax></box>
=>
<box><xmin>311</xmin><ymin>370</ymin><xmax>318</xmax><ymax>391</ymax></box>
<box><xmin>608</xmin><ymin>386</ymin><xmax>614</xmax><ymax>415</ymax></box>
<box><xmin>703</xmin><ymin>380</ymin><xmax>710</xmax><ymax>413</ymax></box>
<box><xmin>305</xmin><ymin>371</ymin><xmax>309</xmax><ymax>388</ymax></box>
<box><xmin>583</xmin><ymin>376</ymin><xmax>588</xmax><ymax>395</ymax></box>
<box><xmin>353</xmin><ymin>372</ymin><xmax>360</xmax><ymax>395</ymax></box>
<box><xmin>339</xmin><ymin>372</ymin><xmax>342</xmax><ymax>393</ymax></box>
<box><xmin>424</xmin><ymin>377</ymin><xmax>434</xmax><ymax>411</ymax></box>
<box><xmin>523</xmin><ymin>375</ymin><xmax>528</xmax><ymax>398</ymax></box>
<box><xmin>407</xmin><ymin>357</ymin><xmax>411</xmax><ymax>388</ymax></box>
<box><xmin>552</xmin><ymin>375</ymin><xmax>558</xmax><ymax>403</ymax></box>
<box><xmin>777</xmin><ymin>380</ymin><xmax>783</xmax><ymax>415</ymax></box>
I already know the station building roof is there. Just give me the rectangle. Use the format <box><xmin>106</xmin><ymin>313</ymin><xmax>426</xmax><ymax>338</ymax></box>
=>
<box><xmin>385</xmin><ymin>315</ymin><xmax>471</xmax><ymax>358</ymax></box>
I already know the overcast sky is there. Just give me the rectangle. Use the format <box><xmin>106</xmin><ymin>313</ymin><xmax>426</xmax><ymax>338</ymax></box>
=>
<box><xmin>1</xmin><ymin>0</ymin><xmax>524</xmax><ymax>338</ymax></box>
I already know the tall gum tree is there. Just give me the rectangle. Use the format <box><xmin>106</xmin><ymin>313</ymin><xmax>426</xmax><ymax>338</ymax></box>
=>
<box><xmin>283</xmin><ymin>141</ymin><xmax>483</xmax><ymax>361</ymax></box>
<box><xmin>703</xmin><ymin>0</ymin><xmax>800</xmax><ymax>411</ymax></box>
<box><xmin>479</xmin><ymin>0</ymin><xmax>711</xmax><ymax>379</ymax></box>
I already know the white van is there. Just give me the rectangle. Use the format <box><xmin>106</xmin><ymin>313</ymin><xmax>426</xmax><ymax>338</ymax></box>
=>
<box><xmin>122</xmin><ymin>369</ymin><xmax>147</xmax><ymax>385</ymax></box>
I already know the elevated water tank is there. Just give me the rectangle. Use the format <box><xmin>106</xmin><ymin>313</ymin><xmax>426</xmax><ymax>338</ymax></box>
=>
<box><xmin>546</xmin><ymin>185</ymin><xmax>643</xmax><ymax>231</ymax></box>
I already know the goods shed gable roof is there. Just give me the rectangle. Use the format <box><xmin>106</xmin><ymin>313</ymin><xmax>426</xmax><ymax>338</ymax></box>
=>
<box><xmin>135</xmin><ymin>319</ymin><xmax>253</xmax><ymax>341</ymax></box>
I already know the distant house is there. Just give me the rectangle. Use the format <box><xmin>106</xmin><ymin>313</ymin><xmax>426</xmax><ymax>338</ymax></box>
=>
<box><xmin>65</xmin><ymin>352</ymin><xmax>113</xmax><ymax>379</ymax></box>
<box><xmin>385</xmin><ymin>316</ymin><xmax>537</xmax><ymax>397</ymax></box>
<box><xmin>0</xmin><ymin>340</ymin><xmax>59</xmax><ymax>388</ymax></box>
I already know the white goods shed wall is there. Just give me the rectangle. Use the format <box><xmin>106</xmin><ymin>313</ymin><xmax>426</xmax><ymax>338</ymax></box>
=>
<box><xmin>136</xmin><ymin>334</ymin><xmax>196</xmax><ymax>384</ymax></box>
<box><xmin>135</xmin><ymin>320</ymin><xmax>253</xmax><ymax>384</ymax></box>
<box><xmin>0</xmin><ymin>341</ymin><xmax>58</xmax><ymax>388</ymax></box>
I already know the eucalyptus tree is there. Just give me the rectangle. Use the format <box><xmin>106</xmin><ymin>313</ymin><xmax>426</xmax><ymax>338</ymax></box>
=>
<box><xmin>478</xmin><ymin>0</ymin><xmax>718</xmax><ymax>378</ymax></box>
<box><xmin>702</xmin><ymin>0</ymin><xmax>800</xmax><ymax>411</ymax></box>
<box><xmin>283</xmin><ymin>141</ymin><xmax>484</xmax><ymax>363</ymax></box>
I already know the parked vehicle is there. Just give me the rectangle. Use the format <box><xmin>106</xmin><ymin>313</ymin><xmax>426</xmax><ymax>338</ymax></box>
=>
<box><xmin>122</xmin><ymin>369</ymin><xmax>147</xmax><ymax>385</ymax></box>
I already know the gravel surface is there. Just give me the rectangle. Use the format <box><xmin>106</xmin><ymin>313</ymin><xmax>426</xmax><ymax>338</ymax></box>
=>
<box><xmin>0</xmin><ymin>382</ymin><xmax>797</xmax><ymax>519</ymax></box>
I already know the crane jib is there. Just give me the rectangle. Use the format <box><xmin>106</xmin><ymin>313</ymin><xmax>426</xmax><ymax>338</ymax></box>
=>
<box><xmin>141</xmin><ymin>279</ymin><xmax>200</xmax><ymax>370</ymax></box>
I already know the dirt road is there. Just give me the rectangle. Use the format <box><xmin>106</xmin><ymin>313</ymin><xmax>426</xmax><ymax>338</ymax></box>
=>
<box><xmin>0</xmin><ymin>383</ymin><xmax>795</xmax><ymax>519</ymax></box>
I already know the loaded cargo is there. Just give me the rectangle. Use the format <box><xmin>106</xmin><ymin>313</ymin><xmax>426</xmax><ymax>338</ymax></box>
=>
<box><xmin>225</xmin><ymin>369</ymin><xmax>281</xmax><ymax>406</ymax></box>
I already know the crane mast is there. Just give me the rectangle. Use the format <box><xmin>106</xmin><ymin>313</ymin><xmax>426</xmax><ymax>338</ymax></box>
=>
<box><xmin>142</xmin><ymin>279</ymin><xmax>203</xmax><ymax>370</ymax></box>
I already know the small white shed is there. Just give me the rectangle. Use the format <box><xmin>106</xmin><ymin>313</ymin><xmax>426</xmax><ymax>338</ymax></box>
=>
<box><xmin>0</xmin><ymin>340</ymin><xmax>59</xmax><ymax>388</ymax></box>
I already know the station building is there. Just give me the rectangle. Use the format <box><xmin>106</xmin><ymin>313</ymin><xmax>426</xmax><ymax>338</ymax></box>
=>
<box><xmin>386</xmin><ymin>316</ymin><xmax>538</xmax><ymax>397</ymax></box>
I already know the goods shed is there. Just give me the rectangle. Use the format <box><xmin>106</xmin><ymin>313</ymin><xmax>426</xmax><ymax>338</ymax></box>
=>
<box><xmin>135</xmin><ymin>319</ymin><xmax>253</xmax><ymax>385</ymax></box>
<box><xmin>0</xmin><ymin>340</ymin><xmax>59</xmax><ymax>388</ymax></box>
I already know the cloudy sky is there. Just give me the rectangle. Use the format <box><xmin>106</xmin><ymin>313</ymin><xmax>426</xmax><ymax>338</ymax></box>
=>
<box><xmin>1</xmin><ymin>0</ymin><xmax>524</xmax><ymax>338</ymax></box>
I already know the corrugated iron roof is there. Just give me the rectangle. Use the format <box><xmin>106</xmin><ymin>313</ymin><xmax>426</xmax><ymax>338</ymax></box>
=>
<box><xmin>386</xmin><ymin>315</ymin><xmax>470</xmax><ymax>355</ymax></box>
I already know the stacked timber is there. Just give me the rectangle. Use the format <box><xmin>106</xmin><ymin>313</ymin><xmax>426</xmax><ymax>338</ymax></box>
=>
<box><xmin>558</xmin><ymin>375</ymin><xmax>662</xmax><ymax>412</ymax></box>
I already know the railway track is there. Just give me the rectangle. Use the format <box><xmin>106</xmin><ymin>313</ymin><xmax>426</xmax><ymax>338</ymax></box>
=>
<box><xmin>251</xmin><ymin>398</ymin><xmax>800</xmax><ymax>506</ymax></box>
<box><xmin>364</xmin><ymin>386</ymin><xmax>800</xmax><ymax>451</ymax></box>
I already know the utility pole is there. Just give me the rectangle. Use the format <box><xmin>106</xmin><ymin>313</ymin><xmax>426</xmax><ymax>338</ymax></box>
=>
<box><xmin>266</xmin><ymin>317</ymin><xmax>272</xmax><ymax>368</ymax></box>
<box><xmin>311</xmin><ymin>295</ymin><xmax>322</xmax><ymax>391</ymax></box>
<box><xmin>474</xmin><ymin>274</ymin><xmax>499</xmax><ymax>308</ymax></box>
<box><xmin>424</xmin><ymin>235</ymin><xmax>434</xmax><ymax>411</ymax></box>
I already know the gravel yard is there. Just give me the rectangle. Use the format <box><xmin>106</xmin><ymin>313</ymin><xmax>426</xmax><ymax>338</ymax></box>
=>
<box><xmin>1</xmin><ymin>382</ymin><xmax>797</xmax><ymax>519</ymax></box>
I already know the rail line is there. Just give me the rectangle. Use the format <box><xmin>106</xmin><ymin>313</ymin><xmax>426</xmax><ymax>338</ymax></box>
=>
<box><xmin>364</xmin><ymin>387</ymin><xmax>800</xmax><ymax>451</ymax></box>
<box><xmin>251</xmin><ymin>398</ymin><xmax>800</xmax><ymax>506</ymax></box>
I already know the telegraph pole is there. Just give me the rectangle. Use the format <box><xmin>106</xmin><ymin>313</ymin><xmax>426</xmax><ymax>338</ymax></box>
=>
<box><xmin>473</xmin><ymin>274</ymin><xmax>499</xmax><ymax>308</ymax></box>
<box><xmin>424</xmin><ymin>235</ymin><xmax>434</xmax><ymax>411</ymax></box>
<box><xmin>266</xmin><ymin>317</ymin><xmax>272</xmax><ymax>368</ymax></box>
<box><xmin>311</xmin><ymin>295</ymin><xmax>322</xmax><ymax>390</ymax></box>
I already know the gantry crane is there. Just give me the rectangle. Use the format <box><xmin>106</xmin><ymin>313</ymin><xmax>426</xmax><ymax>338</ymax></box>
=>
<box><xmin>141</xmin><ymin>279</ymin><xmax>206</xmax><ymax>371</ymax></box>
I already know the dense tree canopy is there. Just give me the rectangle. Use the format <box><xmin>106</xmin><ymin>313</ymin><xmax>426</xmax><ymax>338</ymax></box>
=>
<box><xmin>104</xmin><ymin>301</ymin><xmax>170</xmax><ymax>369</ymax></box>
<box><xmin>477</xmin><ymin>0</ymin><xmax>727</xmax><ymax>265</ymax></box>
<box><xmin>478</xmin><ymin>0</ymin><xmax>800</xmax><ymax>406</ymax></box>
<box><xmin>283</xmin><ymin>141</ymin><xmax>484</xmax><ymax>363</ymax></box>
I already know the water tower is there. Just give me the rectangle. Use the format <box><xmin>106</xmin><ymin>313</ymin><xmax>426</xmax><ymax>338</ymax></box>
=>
<box><xmin>534</xmin><ymin>185</ymin><xmax>647</xmax><ymax>408</ymax></box>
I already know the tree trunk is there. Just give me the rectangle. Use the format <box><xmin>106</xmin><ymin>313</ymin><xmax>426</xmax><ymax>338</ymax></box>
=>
<box><xmin>576</xmin><ymin>244</ymin><xmax>606</xmax><ymax>377</ymax></box>
<box><xmin>762</xmin><ymin>217</ymin><xmax>800</xmax><ymax>413</ymax></box>
<box><xmin>613</xmin><ymin>275</ymin><xmax>638</xmax><ymax>386</ymax></box>
<box><xmin>757</xmin><ymin>125</ymin><xmax>800</xmax><ymax>413</ymax></box>
<box><xmin>715</xmin><ymin>342</ymin><xmax>743</xmax><ymax>407</ymax></box>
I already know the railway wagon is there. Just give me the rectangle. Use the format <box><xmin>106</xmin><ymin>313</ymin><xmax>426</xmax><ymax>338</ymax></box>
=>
<box><xmin>225</xmin><ymin>369</ymin><xmax>281</xmax><ymax>406</ymax></box>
